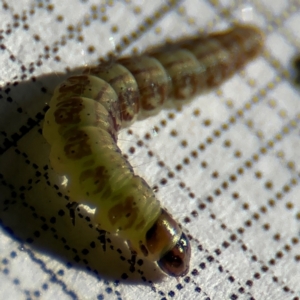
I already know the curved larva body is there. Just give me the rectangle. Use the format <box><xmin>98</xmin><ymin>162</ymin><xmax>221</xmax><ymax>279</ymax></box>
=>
<box><xmin>43</xmin><ymin>24</ymin><xmax>264</xmax><ymax>277</ymax></box>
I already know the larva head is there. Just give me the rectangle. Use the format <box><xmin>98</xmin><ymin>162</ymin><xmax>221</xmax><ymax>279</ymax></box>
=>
<box><xmin>145</xmin><ymin>209</ymin><xmax>191</xmax><ymax>277</ymax></box>
<box><xmin>157</xmin><ymin>231</ymin><xmax>190</xmax><ymax>277</ymax></box>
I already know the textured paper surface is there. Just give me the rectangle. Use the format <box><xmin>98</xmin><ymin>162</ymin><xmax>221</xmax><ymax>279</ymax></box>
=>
<box><xmin>1</xmin><ymin>0</ymin><xmax>300</xmax><ymax>299</ymax></box>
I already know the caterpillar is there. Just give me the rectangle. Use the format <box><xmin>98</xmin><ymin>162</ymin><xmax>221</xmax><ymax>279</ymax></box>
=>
<box><xmin>43</xmin><ymin>24</ymin><xmax>264</xmax><ymax>277</ymax></box>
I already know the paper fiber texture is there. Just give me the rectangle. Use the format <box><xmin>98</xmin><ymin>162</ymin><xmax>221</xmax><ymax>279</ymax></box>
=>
<box><xmin>0</xmin><ymin>0</ymin><xmax>299</xmax><ymax>299</ymax></box>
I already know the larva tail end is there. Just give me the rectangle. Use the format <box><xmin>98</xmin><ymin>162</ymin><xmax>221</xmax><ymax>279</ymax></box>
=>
<box><xmin>233</xmin><ymin>23</ymin><xmax>265</xmax><ymax>61</ymax></box>
<box><xmin>157</xmin><ymin>232</ymin><xmax>191</xmax><ymax>277</ymax></box>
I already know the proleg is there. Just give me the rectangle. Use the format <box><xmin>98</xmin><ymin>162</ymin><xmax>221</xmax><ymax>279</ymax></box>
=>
<box><xmin>43</xmin><ymin>24</ymin><xmax>264</xmax><ymax>277</ymax></box>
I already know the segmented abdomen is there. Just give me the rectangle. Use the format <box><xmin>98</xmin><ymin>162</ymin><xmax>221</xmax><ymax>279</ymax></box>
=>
<box><xmin>43</xmin><ymin>24</ymin><xmax>264</xmax><ymax>262</ymax></box>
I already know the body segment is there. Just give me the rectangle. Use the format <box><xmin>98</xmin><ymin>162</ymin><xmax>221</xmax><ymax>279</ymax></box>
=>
<box><xmin>43</xmin><ymin>24</ymin><xmax>264</xmax><ymax>276</ymax></box>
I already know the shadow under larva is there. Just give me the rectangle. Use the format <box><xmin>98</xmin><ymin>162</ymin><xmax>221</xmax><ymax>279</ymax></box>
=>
<box><xmin>42</xmin><ymin>24</ymin><xmax>264</xmax><ymax>278</ymax></box>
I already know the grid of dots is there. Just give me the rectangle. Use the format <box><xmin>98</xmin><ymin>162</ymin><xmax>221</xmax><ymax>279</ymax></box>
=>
<box><xmin>1</xmin><ymin>0</ymin><xmax>300</xmax><ymax>299</ymax></box>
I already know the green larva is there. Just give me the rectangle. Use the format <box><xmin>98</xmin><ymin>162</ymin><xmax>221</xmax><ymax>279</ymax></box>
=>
<box><xmin>43</xmin><ymin>24</ymin><xmax>264</xmax><ymax>277</ymax></box>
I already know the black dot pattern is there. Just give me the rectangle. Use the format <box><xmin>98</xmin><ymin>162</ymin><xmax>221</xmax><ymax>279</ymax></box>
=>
<box><xmin>0</xmin><ymin>0</ymin><xmax>300</xmax><ymax>300</ymax></box>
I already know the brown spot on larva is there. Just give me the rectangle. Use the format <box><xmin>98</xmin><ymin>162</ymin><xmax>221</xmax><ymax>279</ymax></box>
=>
<box><xmin>153</xmin><ymin>49</ymin><xmax>200</xmax><ymax>99</ymax></box>
<box><xmin>80</xmin><ymin>166</ymin><xmax>111</xmax><ymax>195</ymax></box>
<box><xmin>120</xmin><ymin>56</ymin><xmax>171</xmax><ymax>111</ymax></box>
<box><xmin>54</xmin><ymin>97</ymin><xmax>83</xmax><ymax>125</ymax></box>
<box><xmin>108</xmin><ymin>196</ymin><xmax>139</xmax><ymax>229</ymax></box>
<box><xmin>57</xmin><ymin>76</ymin><xmax>91</xmax><ymax>102</ymax></box>
<box><xmin>64</xmin><ymin>129</ymin><xmax>92</xmax><ymax>160</ymax></box>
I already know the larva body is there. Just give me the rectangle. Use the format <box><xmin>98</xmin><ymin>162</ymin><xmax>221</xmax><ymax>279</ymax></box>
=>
<box><xmin>43</xmin><ymin>24</ymin><xmax>264</xmax><ymax>277</ymax></box>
